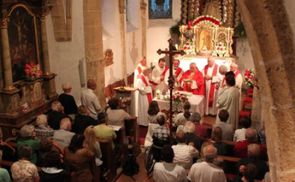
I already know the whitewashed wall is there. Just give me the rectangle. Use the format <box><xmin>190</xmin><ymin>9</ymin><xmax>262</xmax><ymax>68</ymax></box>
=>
<box><xmin>236</xmin><ymin>38</ymin><xmax>255</xmax><ymax>73</ymax></box>
<box><xmin>47</xmin><ymin>0</ymin><xmax>85</xmax><ymax>104</ymax></box>
<box><xmin>147</xmin><ymin>0</ymin><xmax>181</xmax><ymax>65</ymax></box>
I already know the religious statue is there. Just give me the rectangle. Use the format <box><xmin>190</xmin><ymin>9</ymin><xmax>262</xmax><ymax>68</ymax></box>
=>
<box><xmin>104</xmin><ymin>49</ymin><xmax>114</xmax><ymax>66</ymax></box>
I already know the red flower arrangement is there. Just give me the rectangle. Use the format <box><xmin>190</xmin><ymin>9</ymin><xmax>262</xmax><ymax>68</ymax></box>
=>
<box><xmin>172</xmin><ymin>92</ymin><xmax>188</xmax><ymax>112</ymax></box>
<box><xmin>24</xmin><ymin>63</ymin><xmax>42</xmax><ymax>79</ymax></box>
<box><xmin>244</xmin><ymin>69</ymin><xmax>257</xmax><ymax>88</ymax></box>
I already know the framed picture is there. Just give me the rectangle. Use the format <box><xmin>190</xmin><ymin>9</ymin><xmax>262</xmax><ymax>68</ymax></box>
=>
<box><xmin>149</xmin><ymin>0</ymin><xmax>172</xmax><ymax>19</ymax></box>
<box><xmin>8</xmin><ymin>4</ymin><xmax>42</xmax><ymax>82</ymax></box>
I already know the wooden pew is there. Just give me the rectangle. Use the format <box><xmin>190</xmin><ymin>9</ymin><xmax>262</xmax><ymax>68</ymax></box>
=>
<box><xmin>124</xmin><ymin>117</ymin><xmax>137</xmax><ymax>143</ymax></box>
<box><xmin>100</xmin><ymin>140</ymin><xmax>117</xmax><ymax>182</ymax></box>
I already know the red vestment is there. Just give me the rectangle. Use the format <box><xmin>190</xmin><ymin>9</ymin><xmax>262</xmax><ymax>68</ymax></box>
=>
<box><xmin>180</xmin><ymin>69</ymin><xmax>205</xmax><ymax>95</ymax></box>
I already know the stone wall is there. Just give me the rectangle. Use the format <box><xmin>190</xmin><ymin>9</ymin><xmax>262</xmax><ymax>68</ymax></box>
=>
<box><xmin>238</xmin><ymin>0</ymin><xmax>295</xmax><ymax>181</ymax></box>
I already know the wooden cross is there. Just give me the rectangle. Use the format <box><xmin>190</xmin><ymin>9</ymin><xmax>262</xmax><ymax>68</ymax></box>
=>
<box><xmin>157</xmin><ymin>39</ymin><xmax>185</xmax><ymax>128</ymax></box>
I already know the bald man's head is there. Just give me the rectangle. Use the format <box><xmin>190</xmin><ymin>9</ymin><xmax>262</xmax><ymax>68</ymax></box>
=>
<box><xmin>87</xmin><ymin>79</ymin><xmax>97</xmax><ymax>90</ymax></box>
<box><xmin>203</xmin><ymin>144</ymin><xmax>217</xmax><ymax>162</ymax></box>
<box><xmin>246</xmin><ymin>128</ymin><xmax>258</xmax><ymax>143</ymax></box>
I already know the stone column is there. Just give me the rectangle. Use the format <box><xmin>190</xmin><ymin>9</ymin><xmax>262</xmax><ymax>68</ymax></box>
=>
<box><xmin>0</xmin><ymin>18</ymin><xmax>15</xmax><ymax>91</ymax></box>
<box><xmin>41</xmin><ymin>16</ymin><xmax>50</xmax><ymax>75</ymax></box>
<box><xmin>119</xmin><ymin>0</ymin><xmax>127</xmax><ymax>84</ymax></box>
<box><xmin>40</xmin><ymin>14</ymin><xmax>57</xmax><ymax>99</ymax></box>
<box><xmin>83</xmin><ymin>0</ymin><xmax>105</xmax><ymax>106</ymax></box>
<box><xmin>140</xmin><ymin>0</ymin><xmax>147</xmax><ymax>57</ymax></box>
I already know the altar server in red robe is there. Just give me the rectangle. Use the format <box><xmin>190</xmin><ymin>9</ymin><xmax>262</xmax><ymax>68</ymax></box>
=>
<box><xmin>180</xmin><ymin>63</ymin><xmax>204</xmax><ymax>95</ymax></box>
<box><xmin>203</xmin><ymin>56</ymin><xmax>220</xmax><ymax>115</ymax></box>
<box><xmin>134</xmin><ymin>57</ymin><xmax>147</xmax><ymax>88</ymax></box>
<box><xmin>135</xmin><ymin>67</ymin><xmax>153</xmax><ymax>126</ymax></box>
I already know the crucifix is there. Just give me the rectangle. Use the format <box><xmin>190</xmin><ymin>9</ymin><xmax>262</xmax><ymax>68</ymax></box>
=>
<box><xmin>157</xmin><ymin>39</ymin><xmax>185</xmax><ymax>128</ymax></box>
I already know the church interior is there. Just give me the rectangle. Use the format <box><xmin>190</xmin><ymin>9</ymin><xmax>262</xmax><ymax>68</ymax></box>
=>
<box><xmin>0</xmin><ymin>0</ymin><xmax>294</xmax><ymax>181</ymax></box>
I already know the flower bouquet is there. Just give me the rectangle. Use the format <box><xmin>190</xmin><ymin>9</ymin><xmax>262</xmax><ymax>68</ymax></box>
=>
<box><xmin>24</xmin><ymin>63</ymin><xmax>42</xmax><ymax>81</ymax></box>
<box><xmin>172</xmin><ymin>91</ymin><xmax>188</xmax><ymax>112</ymax></box>
<box><xmin>244</xmin><ymin>68</ymin><xmax>257</xmax><ymax>88</ymax></box>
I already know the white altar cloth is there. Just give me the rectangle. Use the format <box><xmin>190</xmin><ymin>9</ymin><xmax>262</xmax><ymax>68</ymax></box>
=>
<box><xmin>154</xmin><ymin>91</ymin><xmax>205</xmax><ymax>116</ymax></box>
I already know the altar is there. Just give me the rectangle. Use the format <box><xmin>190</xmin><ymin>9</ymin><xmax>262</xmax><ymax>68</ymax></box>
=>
<box><xmin>154</xmin><ymin>91</ymin><xmax>205</xmax><ymax>116</ymax></box>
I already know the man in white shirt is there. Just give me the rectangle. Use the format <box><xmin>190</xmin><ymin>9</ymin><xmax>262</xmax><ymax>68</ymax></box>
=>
<box><xmin>172</xmin><ymin>130</ymin><xmax>199</xmax><ymax>169</ymax></box>
<box><xmin>81</xmin><ymin>79</ymin><xmax>102</xmax><ymax>120</ymax></box>
<box><xmin>151</xmin><ymin>58</ymin><xmax>168</xmax><ymax>92</ymax></box>
<box><xmin>153</xmin><ymin>145</ymin><xmax>187</xmax><ymax>182</ymax></box>
<box><xmin>188</xmin><ymin>145</ymin><xmax>227</xmax><ymax>182</ymax></box>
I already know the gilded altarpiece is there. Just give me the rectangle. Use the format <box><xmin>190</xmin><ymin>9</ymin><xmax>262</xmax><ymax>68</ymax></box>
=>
<box><xmin>0</xmin><ymin>1</ymin><xmax>56</xmax><ymax>137</ymax></box>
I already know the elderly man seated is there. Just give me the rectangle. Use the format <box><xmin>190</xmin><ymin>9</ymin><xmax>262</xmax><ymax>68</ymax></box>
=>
<box><xmin>172</xmin><ymin>130</ymin><xmax>199</xmax><ymax>169</ymax></box>
<box><xmin>188</xmin><ymin>145</ymin><xmax>227</xmax><ymax>182</ymax></box>
<box><xmin>236</xmin><ymin>143</ymin><xmax>269</xmax><ymax>181</ymax></box>
<box><xmin>234</xmin><ymin>128</ymin><xmax>267</xmax><ymax>159</ymax></box>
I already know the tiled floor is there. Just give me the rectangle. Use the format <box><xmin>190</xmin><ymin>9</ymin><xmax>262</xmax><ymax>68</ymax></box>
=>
<box><xmin>116</xmin><ymin>115</ymin><xmax>216</xmax><ymax>182</ymax></box>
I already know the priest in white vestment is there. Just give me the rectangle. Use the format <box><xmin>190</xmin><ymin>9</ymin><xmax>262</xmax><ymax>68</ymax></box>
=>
<box><xmin>135</xmin><ymin>67</ymin><xmax>153</xmax><ymax>126</ymax></box>
<box><xmin>230</xmin><ymin>62</ymin><xmax>243</xmax><ymax>110</ymax></box>
<box><xmin>150</xmin><ymin>58</ymin><xmax>169</xmax><ymax>92</ymax></box>
<box><xmin>217</xmin><ymin>71</ymin><xmax>240</xmax><ymax>130</ymax></box>
<box><xmin>188</xmin><ymin>145</ymin><xmax>226</xmax><ymax>182</ymax></box>
<box><xmin>230</xmin><ymin>62</ymin><xmax>243</xmax><ymax>90</ymax></box>
<box><xmin>134</xmin><ymin>57</ymin><xmax>147</xmax><ymax>88</ymax></box>
<box><xmin>203</xmin><ymin>57</ymin><xmax>220</xmax><ymax>115</ymax></box>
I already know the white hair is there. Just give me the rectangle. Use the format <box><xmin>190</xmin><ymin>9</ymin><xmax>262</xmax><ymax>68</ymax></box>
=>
<box><xmin>36</xmin><ymin>114</ymin><xmax>48</xmax><ymax>126</ymax></box>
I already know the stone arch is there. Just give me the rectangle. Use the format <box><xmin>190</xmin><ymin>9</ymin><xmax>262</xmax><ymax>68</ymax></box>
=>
<box><xmin>237</xmin><ymin>0</ymin><xmax>295</xmax><ymax>181</ymax></box>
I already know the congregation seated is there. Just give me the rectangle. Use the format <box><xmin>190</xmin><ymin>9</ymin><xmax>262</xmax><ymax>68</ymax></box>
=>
<box><xmin>93</xmin><ymin>112</ymin><xmax>116</xmax><ymax>143</ymax></box>
<box><xmin>233</xmin><ymin>117</ymin><xmax>251</xmax><ymax>142</ymax></box>
<box><xmin>39</xmin><ymin>150</ymin><xmax>68</xmax><ymax>182</ymax></box>
<box><xmin>210</xmin><ymin>127</ymin><xmax>228</xmax><ymax>156</ymax></box>
<box><xmin>172</xmin><ymin>130</ymin><xmax>199</xmax><ymax>169</ymax></box>
<box><xmin>52</xmin><ymin>117</ymin><xmax>75</xmax><ymax>150</ymax></box>
<box><xmin>174</xmin><ymin>101</ymin><xmax>191</xmax><ymax>127</ymax></box>
<box><xmin>177</xmin><ymin>120</ymin><xmax>203</xmax><ymax>151</ymax></box>
<box><xmin>48</xmin><ymin>101</ymin><xmax>68</xmax><ymax>130</ymax></box>
<box><xmin>188</xmin><ymin>145</ymin><xmax>227</xmax><ymax>182</ymax></box>
<box><xmin>190</xmin><ymin>112</ymin><xmax>208</xmax><ymax>139</ymax></box>
<box><xmin>34</xmin><ymin>114</ymin><xmax>54</xmax><ymax>140</ymax></box>
<box><xmin>234</xmin><ymin>128</ymin><xmax>267</xmax><ymax>159</ymax></box>
<box><xmin>84</xmin><ymin>126</ymin><xmax>103</xmax><ymax>181</ymax></box>
<box><xmin>213</xmin><ymin>109</ymin><xmax>233</xmax><ymax>141</ymax></box>
<box><xmin>64</xmin><ymin>134</ymin><xmax>94</xmax><ymax>182</ymax></box>
<box><xmin>17</xmin><ymin>125</ymin><xmax>40</xmax><ymax>164</ymax></box>
<box><xmin>11</xmin><ymin>145</ymin><xmax>40</xmax><ymax>182</ymax></box>
<box><xmin>144</xmin><ymin>122</ymin><xmax>160</xmax><ymax>147</ymax></box>
<box><xmin>147</xmin><ymin>101</ymin><xmax>165</xmax><ymax>124</ymax></box>
<box><xmin>106</xmin><ymin>97</ymin><xmax>131</xmax><ymax>126</ymax></box>
<box><xmin>72</xmin><ymin>105</ymin><xmax>97</xmax><ymax>134</ymax></box>
<box><xmin>0</xmin><ymin>127</ymin><xmax>16</xmax><ymax>162</ymax></box>
<box><xmin>0</xmin><ymin>144</ymin><xmax>11</xmax><ymax>182</ymax></box>
<box><xmin>236</xmin><ymin>143</ymin><xmax>269</xmax><ymax>181</ymax></box>
<box><xmin>152</xmin><ymin>115</ymin><xmax>170</xmax><ymax>146</ymax></box>
<box><xmin>153</xmin><ymin>145</ymin><xmax>187</xmax><ymax>182</ymax></box>
<box><xmin>58</xmin><ymin>82</ymin><xmax>78</xmax><ymax>117</ymax></box>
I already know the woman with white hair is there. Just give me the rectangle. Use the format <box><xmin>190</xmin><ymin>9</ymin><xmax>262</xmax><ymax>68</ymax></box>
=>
<box><xmin>35</xmin><ymin>114</ymin><xmax>54</xmax><ymax>140</ymax></box>
<box><xmin>58</xmin><ymin>82</ymin><xmax>78</xmax><ymax>116</ymax></box>
<box><xmin>16</xmin><ymin>125</ymin><xmax>40</xmax><ymax>164</ymax></box>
